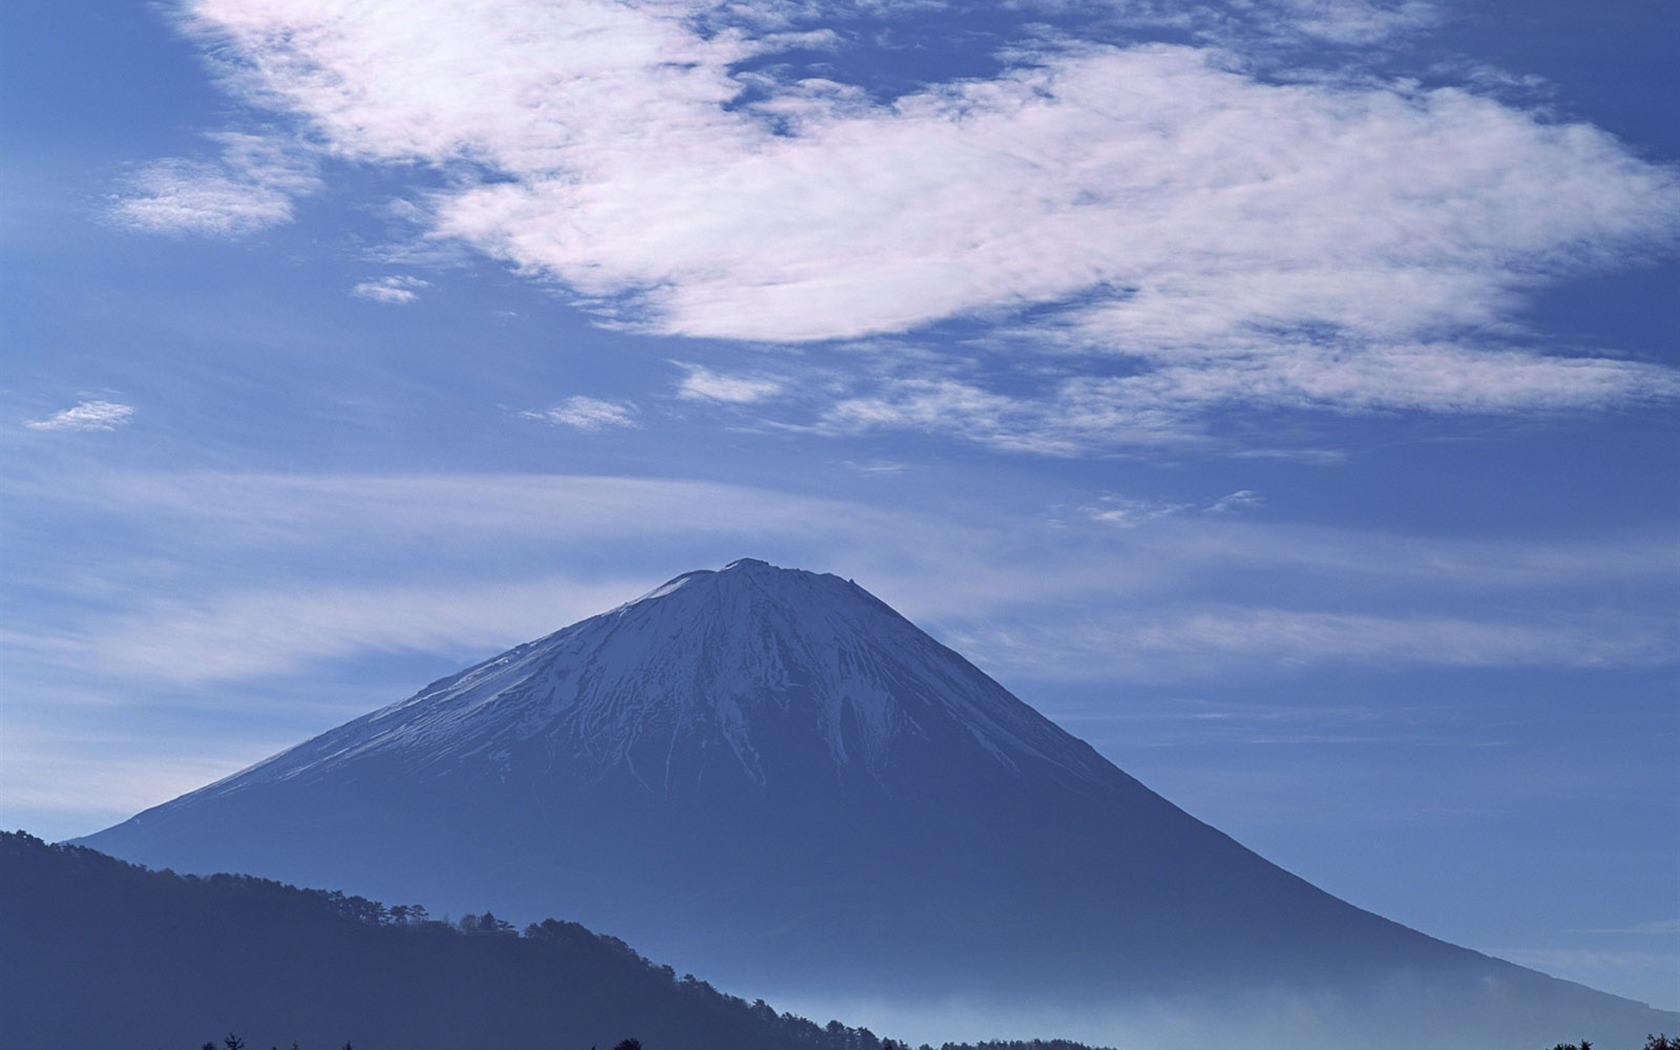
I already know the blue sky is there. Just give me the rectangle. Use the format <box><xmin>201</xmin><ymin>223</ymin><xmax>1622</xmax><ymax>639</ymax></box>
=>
<box><xmin>3</xmin><ymin>0</ymin><xmax>1676</xmax><ymax>1013</ymax></box>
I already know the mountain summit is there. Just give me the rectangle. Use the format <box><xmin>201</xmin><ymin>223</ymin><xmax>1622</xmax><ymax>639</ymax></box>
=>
<box><xmin>81</xmin><ymin>560</ymin><xmax>1674</xmax><ymax>1048</ymax></box>
<box><xmin>200</xmin><ymin>558</ymin><xmax>1115</xmax><ymax>802</ymax></box>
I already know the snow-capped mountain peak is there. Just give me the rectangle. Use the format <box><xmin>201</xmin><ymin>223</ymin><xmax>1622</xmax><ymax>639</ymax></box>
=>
<box><xmin>195</xmin><ymin>559</ymin><xmax>1114</xmax><ymax>801</ymax></box>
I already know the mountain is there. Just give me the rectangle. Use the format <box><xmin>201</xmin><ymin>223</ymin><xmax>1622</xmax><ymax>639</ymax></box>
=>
<box><xmin>0</xmin><ymin>829</ymin><xmax>942</xmax><ymax>1050</ymax></box>
<box><xmin>78</xmin><ymin>559</ymin><xmax>1677</xmax><ymax>1048</ymax></box>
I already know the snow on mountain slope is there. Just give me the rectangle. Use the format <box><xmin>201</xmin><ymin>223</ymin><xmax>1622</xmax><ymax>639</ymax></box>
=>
<box><xmin>194</xmin><ymin>558</ymin><xmax>1116</xmax><ymax>801</ymax></box>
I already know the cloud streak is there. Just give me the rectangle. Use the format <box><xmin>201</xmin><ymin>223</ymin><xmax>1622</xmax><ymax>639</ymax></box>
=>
<box><xmin>1061</xmin><ymin>0</ymin><xmax>1443</xmax><ymax>50</ymax></box>
<box><xmin>7</xmin><ymin>470</ymin><xmax>1674</xmax><ymax>686</ymax></box>
<box><xmin>25</xmin><ymin>401</ymin><xmax>134</xmax><ymax>432</ymax></box>
<box><xmin>674</xmin><ymin>363</ymin><xmax>785</xmax><ymax>404</ymax></box>
<box><xmin>810</xmin><ymin>340</ymin><xmax>1680</xmax><ymax>453</ymax></box>
<box><xmin>944</xmin><ymin>606</ymin><xmax>1678</xmax><ymax>682</ymax></box>
<box><xmin>520</xmin><ymin>396</ymin><xmax>640</xmax><ymax>430</ymax></box>
<box><xmin>352</xmin><ymin>275</ymin><xmax>430</xmax><ymax>304</ymax></box>
<box><xmin>57</xmin><ymin>578</ymin><xmax>649</xmax><ymax>685</ymax></box>
<box><xmin>111</xmin><ymin>131</ymin><xmax>320</xmax><ymax>235</ymax></box>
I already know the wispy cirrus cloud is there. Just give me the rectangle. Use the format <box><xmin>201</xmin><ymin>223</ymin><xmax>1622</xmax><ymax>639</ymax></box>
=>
<box><xmin>809</xmin><ymin>338</ymin><xmax>1680</xmax><ymax>453</ymax></box>
<box><xmin>1122</xmin><ymin>604</ymin><xmax>1673</xmax><ymax>672</ymax></box>
<box><xmin>1207</xmin><ymin>490</ymin><xmax>1262</xmax><ymax>514</ymax></box>
<box><xmin>1124</xmin><ymin>0</ymin><xmax>1442</xmax><ymax>47</ymax></box>
<box><xmin>7</xmin><ymin>470</ymin><xmax>1674</xmax><ymax>687</ymax></box>
<box><xmin>1281</xmin><ymin>0</ymin><xmax>1439</xmax><ymax>45</ymax></box>
<box><xmin>110</xmin><ymin>131</ymin><xmax>319</xmax><ymax>236</ymax></box>
<box><xmin>352</xmin><ymin>275</ymin><xmax>430</xmax><ymax>304</ymax></box>
<box><xmin>25</xmin><ymin>400</ymin><xmax>134</xmax><ymax>432</ymax></box>
<box><xmin>520</xmin><ymin>396</ymin><xmax>640</xmax><ymax>431</ymax></box>
<box><xmin>674</xmin><ymin>363</ymin><xmax>785</xmax><ymax>404</ymax></box>
<box><xmin>31</xmin><ymin>578</ymin><xmax>647</xmax><ymax>685</ymax></box>
<box><xmin>1083</xmin><ymin>490</ymin><xmax>1260</xmax><ymax>528</ymax></box>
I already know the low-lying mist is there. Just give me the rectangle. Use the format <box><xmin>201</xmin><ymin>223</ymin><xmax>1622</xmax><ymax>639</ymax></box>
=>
<box><xmin>765</xmin><ymin>978</ymin><xmax>1677</xmax><ymax>1050</ymax></box>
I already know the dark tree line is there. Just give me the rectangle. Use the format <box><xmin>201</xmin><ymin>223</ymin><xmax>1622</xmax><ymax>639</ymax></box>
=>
<box><xmin>184</xmin><ymin>1036</ymin><xmax>651</xmax><ymax>1050</ymax></box>
<box><xmin>189</xmin><ymin>1036</ymin><xmax>350</xmax><ymax>1050</ymax></box>
<box><xmin>1547</xmin><ymin>1037</ymin><xmax>1677</xmax><ymax>1050</ymax></box>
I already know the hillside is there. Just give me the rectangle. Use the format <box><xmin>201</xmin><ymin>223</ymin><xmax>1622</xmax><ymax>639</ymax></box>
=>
<box><xmin>0</xmin><ymin>830</ymin><xmax>965</xmax><ymax>1050</ymax></box>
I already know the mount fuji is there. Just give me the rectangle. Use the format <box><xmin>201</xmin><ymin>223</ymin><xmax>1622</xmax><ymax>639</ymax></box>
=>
<box><xmin>80</xmin><ymin>559</ymin><xmax>1675</xmax><ymax>1047</ymax></box>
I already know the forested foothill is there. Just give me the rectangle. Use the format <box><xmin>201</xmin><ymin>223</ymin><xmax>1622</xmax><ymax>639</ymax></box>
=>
<box><xmin>0</xmin><ymin>831</ymin><xmax>1113</xmax><ymax>1050</ymax></box>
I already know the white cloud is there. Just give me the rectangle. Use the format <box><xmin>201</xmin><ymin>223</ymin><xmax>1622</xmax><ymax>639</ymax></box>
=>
<box><xmin>1265</xmin><ymin>0</ymin><xmax>1441</xmax><ymax>46</ymax></box>
<box><xmin>822</xmin><ymin>379</ymin><xmax>1071</xmax><ymax>451</ymax></box>
<box><xmin>1086</xmin><ymin>496</ymin><xmax>1192</xmax><ymax>528</ymax></box>
<box><xmin>520</xmin><ymin>396</ymin><xmax>640</xmax><ymax>431</ymax></box>
<box><xmin>352</xmin><ymin>275</ymin><xmax>430</xmax><ymax>304</ymax></box>
<box><xmin>111</xmin><ymin>131</ymin><xmax>320</xmax><ymax>236</ymax></box>
<box><xmin>153</xmin><ymin>0</ymin><xmax>1680</xmax><ymax>447</ymax></box>
<box><xmin>38</xmin><ymin>471</ymin><xmax>930</xmax><ymax>555</ymax></box>
<box><xmin>1045</xmin><ymin>0</ymin><xmax>1442</xmax><ymax>49</ymax></box>
<box><xmin>811</xmin><ymin>341</ymin><xmax>1680</xmax><ymax>454</ymax></box>
<box><xmin>1136</xmin><ymin>607</ymin><xmax>1674</xmax><ymax>669</ymax></box>
<box><xmin>674</xmin><ymin>363</ymin><xmax>785</xmax><ymax>403</ymax></box>
<box><xmin>1084</xmin><ymin>490</ymin><xmax>1262</xmax><ymax>527</ymax></box>
<box><xmin>843</xmin><ymin>460</ymin><xmax>908</xmax><ymax>474</ymax></box>
<box><xmin>25</xmin><ymin>400</ymin><xmax>134</xmax><ymax>432</ymax></box>
<box><xmin>1207</xmin><ymin>490</ymin><xmax>1262</xmax><ymax>514</ymax></box>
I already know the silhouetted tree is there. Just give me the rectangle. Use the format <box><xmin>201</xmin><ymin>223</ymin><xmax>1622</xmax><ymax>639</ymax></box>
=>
<box><xmin>612</xmin><ymin>1039</ymin><xmax>642</xmax><ymax>1050</ymax></box>
<box><xmin>1646</xmin><ymin>1038</ymin><xmax>1678</xmax><ymax>1050</ymax></box>
<box><xmin>458</xmin><ymin>911</ymin><xmax>516</xmax><ymax>935</ymax></box>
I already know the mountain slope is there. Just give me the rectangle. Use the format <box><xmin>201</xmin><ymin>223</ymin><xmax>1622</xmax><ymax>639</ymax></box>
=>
<box><xmin>78</xmin><ymin>559</ymin><xmax>1677</xmax><ymax>1048</ymax></box>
